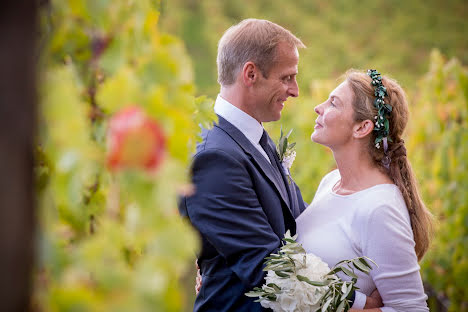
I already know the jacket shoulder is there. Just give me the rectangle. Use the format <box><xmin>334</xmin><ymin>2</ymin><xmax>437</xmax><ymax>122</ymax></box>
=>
<box><xmin>196</xmin><ymin>125</ymin><xmax>244</xmax><ymax>157</ymax></box>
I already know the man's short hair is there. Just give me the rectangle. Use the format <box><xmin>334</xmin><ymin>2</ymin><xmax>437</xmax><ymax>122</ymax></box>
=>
<box><xmin>217</xmin><ymin>19</ymin><xmax>306</xmax><ymax>86</ymax></box>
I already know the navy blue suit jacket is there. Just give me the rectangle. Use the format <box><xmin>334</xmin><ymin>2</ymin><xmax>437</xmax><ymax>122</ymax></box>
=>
<box><xmin>179</xmin><ymin>116</ymin><xmax>307</xmax><ymax>311</ymax></box>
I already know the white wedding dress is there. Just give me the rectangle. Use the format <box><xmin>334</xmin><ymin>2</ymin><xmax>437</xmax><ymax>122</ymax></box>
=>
<box><xmin>296</xmin><ymin>169</ymin><xmax>429</xmax><ymax>312</ymax></box>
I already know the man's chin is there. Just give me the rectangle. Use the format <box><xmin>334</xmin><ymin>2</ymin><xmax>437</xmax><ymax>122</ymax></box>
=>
<box><xmin>263</xmin><ymin>113</ymin><xmax>282</xmax><ymax>123</ymax></box>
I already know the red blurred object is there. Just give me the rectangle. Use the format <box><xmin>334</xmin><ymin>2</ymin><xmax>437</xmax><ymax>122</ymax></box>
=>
<box><xmin>107</xmin><ymin>106</ymin><xmax>166</xmax><ymax>171</ymax></box>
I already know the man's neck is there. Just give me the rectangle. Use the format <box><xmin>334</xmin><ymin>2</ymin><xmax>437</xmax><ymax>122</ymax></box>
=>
<box><xmin>220</xmin><ymin>86</ymin><xmax>260</xmax><ymax>124</ymax></box>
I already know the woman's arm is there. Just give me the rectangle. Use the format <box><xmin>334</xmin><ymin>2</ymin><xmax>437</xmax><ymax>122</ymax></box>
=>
<box><xmin>359</xmin><ymin>202</ymin><xmax>429</xmax><ymax>312</ymax></box>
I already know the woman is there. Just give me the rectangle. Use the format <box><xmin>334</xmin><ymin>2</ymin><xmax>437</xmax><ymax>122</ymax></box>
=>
<box><xmin>296</xmin><ymin>69</ymin><xmax>433</xmax><ymax>311</ymax></box>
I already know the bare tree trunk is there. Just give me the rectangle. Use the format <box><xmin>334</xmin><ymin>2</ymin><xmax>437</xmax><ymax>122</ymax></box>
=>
<box><xmin>0</xmin><ymin>0</ymin><xmax>37</xmax><ymax>311</ymax></box>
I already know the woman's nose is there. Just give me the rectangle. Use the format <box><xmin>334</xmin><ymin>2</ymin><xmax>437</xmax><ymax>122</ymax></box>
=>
<box><xmin>314</xmin><ymin>102</ymin><xmax>324</xmax><ymax>115</ymax></box>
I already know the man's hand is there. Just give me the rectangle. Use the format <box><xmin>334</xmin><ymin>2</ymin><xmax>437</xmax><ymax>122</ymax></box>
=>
<box><xmin>364</xmin><ymin>289</ymin><xmax>383</xmax><ymax>309</ymax></box>
<box><xmin>195</xmin><ymin>260</ymin><xmax>202</xmax><ymax>295</ymax></box>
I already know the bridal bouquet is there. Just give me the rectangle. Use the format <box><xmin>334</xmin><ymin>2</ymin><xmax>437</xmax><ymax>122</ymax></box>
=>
<box><xmin>246</xmin><ymin>231</ymin><xmax>375</xmax><ymax>312</ymax></box>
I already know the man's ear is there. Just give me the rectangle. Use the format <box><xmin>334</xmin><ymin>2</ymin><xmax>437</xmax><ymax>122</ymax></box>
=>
<box><xmin>353</xmin><ymin>119</ymin><xmax>374</xmax><ymax>139</ymax></box>
<box><xmin>242</xmin><ymin>62</ymin><xmax>258</xmax><ymax>87</ymax></box>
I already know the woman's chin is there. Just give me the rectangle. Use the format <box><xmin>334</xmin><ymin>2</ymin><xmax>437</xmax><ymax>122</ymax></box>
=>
<box><xmin>311</xmin><ymin>132</ymin><xmax>320</xmax><ymax>143</ymax></box>
<box><xmin>311</xmin><ymin>133</ymin><xmax>328</xmax><ymax>147</ymax></box>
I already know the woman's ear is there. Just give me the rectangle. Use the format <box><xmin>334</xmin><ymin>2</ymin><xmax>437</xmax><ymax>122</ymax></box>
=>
<box><xmin>242</xmin><ymin>62</ymin><xmax>258</xmax><ymax>87</ymax></box>
<box><xmin>353</xmin><ymin>119</ymin><xmax>374</xmax><ymax>139</ymax></box>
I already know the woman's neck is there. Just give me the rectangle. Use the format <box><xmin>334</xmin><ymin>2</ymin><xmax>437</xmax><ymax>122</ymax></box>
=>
<box><xmin>332</xmin><ymin>145</ymin><xmax>392</xmax><ymax>194</ymax></box>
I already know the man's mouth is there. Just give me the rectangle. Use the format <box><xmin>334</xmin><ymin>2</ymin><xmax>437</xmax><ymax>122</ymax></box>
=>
<box><xmin>278</xmin><ymin>99</ymin><xmax>287</xmax><ymax>105</ymax></box>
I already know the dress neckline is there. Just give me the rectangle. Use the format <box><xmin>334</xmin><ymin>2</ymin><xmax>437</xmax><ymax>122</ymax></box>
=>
<box><xmin>330</xmin><ymin>178</ymin><xmax>397</xmax><ymax>198</ymax></box>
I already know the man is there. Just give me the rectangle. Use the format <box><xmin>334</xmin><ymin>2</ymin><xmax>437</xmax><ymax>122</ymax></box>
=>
<box><xmin>178</xmin><ymin>19</ymin><xmax>306</xmax><ymax>311</ymax></box>
<box><xmin>179</xmin><ymin>19</ymin><xmax>379</xmax><ymax>311</ymax></box>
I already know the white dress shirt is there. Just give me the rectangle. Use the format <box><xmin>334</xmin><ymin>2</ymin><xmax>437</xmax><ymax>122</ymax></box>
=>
<box><xmin>214</xmin><ymin>95</ymin><xmax>270</xmax><ymax>163</ymax></box>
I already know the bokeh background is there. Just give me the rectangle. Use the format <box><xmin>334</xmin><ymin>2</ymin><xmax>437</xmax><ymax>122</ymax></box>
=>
<box><xmin>2</xmin><ymin>0</ymin><xmax>465</xmax><ymax>311</ymax></box>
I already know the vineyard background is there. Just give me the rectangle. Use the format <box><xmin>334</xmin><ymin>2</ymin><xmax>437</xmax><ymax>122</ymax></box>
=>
<box><xmin>25</xmin><ymin>0</ymin><xmax>468</xmax><ymax>311</ymax></box>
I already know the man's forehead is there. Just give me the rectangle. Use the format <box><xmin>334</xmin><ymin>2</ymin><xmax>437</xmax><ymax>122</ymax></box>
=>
<box><xmin>276</xmin><ymin>42</ymin><xmax>299</xmax><ymax>58</ymax></box>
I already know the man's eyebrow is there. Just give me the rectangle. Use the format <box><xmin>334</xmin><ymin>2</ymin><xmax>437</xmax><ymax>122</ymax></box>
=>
<box><xmin>283</xmin><ymin>72</ymin><xmax>297</xmax><ymax>77</ymax></box>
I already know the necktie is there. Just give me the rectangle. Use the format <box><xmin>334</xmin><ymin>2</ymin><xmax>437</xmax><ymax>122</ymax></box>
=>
<box><xmin>259</xmin><ymin>130</ymin><xmax>293</xmax><ymax>217</ymax></box>
<box><xmin>259</xmin><ymin>130</ymin><xmax>284</xmax><ymax>182</ymax></box>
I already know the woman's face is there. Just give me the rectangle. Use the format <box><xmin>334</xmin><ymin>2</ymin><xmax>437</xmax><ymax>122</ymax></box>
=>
<box><xmin>311</xmin><ymin>81</ymin><xmax>356</xmax><ymax>149</ymax></box>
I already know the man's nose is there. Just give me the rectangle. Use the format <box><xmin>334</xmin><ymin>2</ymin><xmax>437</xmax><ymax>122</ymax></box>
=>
<box><xmin>288</xmin><ymin>79</ymin><xmax>299</xmax><ymax>98</ymax></box>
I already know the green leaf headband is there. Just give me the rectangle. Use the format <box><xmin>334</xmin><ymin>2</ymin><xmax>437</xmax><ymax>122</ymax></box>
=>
<box><xmin>367</xmin><ymin>69</ymin><xmax>393</xmax><ymax>168</ymax></box>
<box><xmin>367</xmin><ymin>69</ymin><xmax>393</xmax><ymax>149</ymax></box>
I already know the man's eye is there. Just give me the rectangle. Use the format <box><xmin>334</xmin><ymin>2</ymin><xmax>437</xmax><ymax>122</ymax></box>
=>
<box><xmin>284</xmin><ymin>76</ymin><xmax>292</xmax><ymax>82</ymax></box>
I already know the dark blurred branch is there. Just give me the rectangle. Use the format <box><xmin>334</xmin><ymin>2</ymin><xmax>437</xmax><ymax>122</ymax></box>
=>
<box><xmin>424</xmin><ymin>281</ymin><xmax>450</xmax><ymax>312</ymax></box>
<box><xmin>0</xmin><ymin>0</ymin><xmax>38</xmax><ymax>311</ymax></box>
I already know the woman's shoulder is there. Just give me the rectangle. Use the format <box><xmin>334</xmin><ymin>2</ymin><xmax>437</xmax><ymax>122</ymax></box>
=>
<box><xmin>316</xmin><ymin>169</ymin><xmax>340</xmax><ymax>192</ymax></box>
<box><xmin>358</xmin><ymin>182</ymin><xmax>402</xmax><ymax>200</ymax></box>
<box><xmin>325</xmin><ymin>168</ymin><xmax>340</xmax><ymax>180</ymax></box>
<box><xmin>354</xmin><ymin>184</ymin><xmax>410</xmax><ymax>225</ymax></box>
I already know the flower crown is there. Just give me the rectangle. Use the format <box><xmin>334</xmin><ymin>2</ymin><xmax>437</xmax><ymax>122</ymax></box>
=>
<box><xmin>367</xmin><ymin>69</ymin><xmax>392</xmax><ymax>150</ymax></box>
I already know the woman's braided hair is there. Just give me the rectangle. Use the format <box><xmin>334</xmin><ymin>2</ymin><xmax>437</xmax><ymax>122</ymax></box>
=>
<box><xmin>345</xmin><ymin>69</ymin><xmax>434</xmax><ymax>260</ymax></box>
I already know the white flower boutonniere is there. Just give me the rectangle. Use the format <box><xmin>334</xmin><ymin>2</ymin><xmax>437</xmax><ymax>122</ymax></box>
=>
<box><xmin>276</xmin><ymin>128</ymin><xmax>296</xmax><ymax>181</ymax></box>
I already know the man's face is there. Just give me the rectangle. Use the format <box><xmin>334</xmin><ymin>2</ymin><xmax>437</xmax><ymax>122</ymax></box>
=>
<box><xmin>253</xmin><ymin>42</ymin><xmax>300</xmax><ymax>122</ymax></box>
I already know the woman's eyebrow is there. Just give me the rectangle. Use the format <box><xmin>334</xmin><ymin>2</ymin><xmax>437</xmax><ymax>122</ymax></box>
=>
<box><xmin>331</xmin><ymin>94</ymin><xmax>342</xmax><ymax>104</ymax></box>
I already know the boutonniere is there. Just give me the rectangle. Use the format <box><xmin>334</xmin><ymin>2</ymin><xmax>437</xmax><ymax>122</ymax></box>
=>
<box><xmin>276</xmin><ymin>128</ymin><xmax>296</xmax><ymax>182</ymax></box>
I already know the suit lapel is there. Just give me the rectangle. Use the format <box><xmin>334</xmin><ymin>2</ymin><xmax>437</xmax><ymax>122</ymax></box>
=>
<box><xmin>267</xmin><ymin>136</ymin><xmax>302</xmax><ymax>218</ymax></box>
<box><xmin>215</xmin><ymin>116</ymin><xmax>292</xmax><ymax>213</ymax></box>
<box><xmin>267</xmin><ymin>137</ymin><xmax>295</xmax><ymax>210</ymax></box>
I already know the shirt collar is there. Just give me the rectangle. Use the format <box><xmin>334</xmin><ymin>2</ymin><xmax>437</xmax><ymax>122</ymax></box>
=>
<box><xmin>214</xmin><ymin>94</ymin><xmax>264</xmax><ymax>145</ymax></box>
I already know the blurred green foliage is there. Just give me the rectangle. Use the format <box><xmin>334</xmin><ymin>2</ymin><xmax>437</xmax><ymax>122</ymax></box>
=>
<box><xmin>159</xmin><ymin>0</ymin><xmax>468</xmax><ymax>97</ymax></box>
<box><xmin>409</xmin><ymin>51</ymin><xmax>468</xmax><ymax>311</ymax></box>
<box><xmin>35</xmin><ymin>0</ymin><xmax>214</xmax><ymax>311</ymax></box>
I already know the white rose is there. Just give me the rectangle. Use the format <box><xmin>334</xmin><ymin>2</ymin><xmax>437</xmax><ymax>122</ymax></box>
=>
<box><xmin>262</xmin><ymin>253</ymin><xmax>331</xmax><ymax>311</ymax></box>
<box><xmin>281</xmin><ymin>151</ymin><xmax>296</xmax><ymax>172</ymax></box>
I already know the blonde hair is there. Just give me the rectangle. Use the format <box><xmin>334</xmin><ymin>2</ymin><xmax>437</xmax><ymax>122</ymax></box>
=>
<box><xmin>217</xmin><ymin>18</ymin><xmax>305</xmax><ymax>86</ymax></box>
<box><xmin>346</xmin><ymin>69</ymin><xmax>434</xmax><ymax>260</ymax></box>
